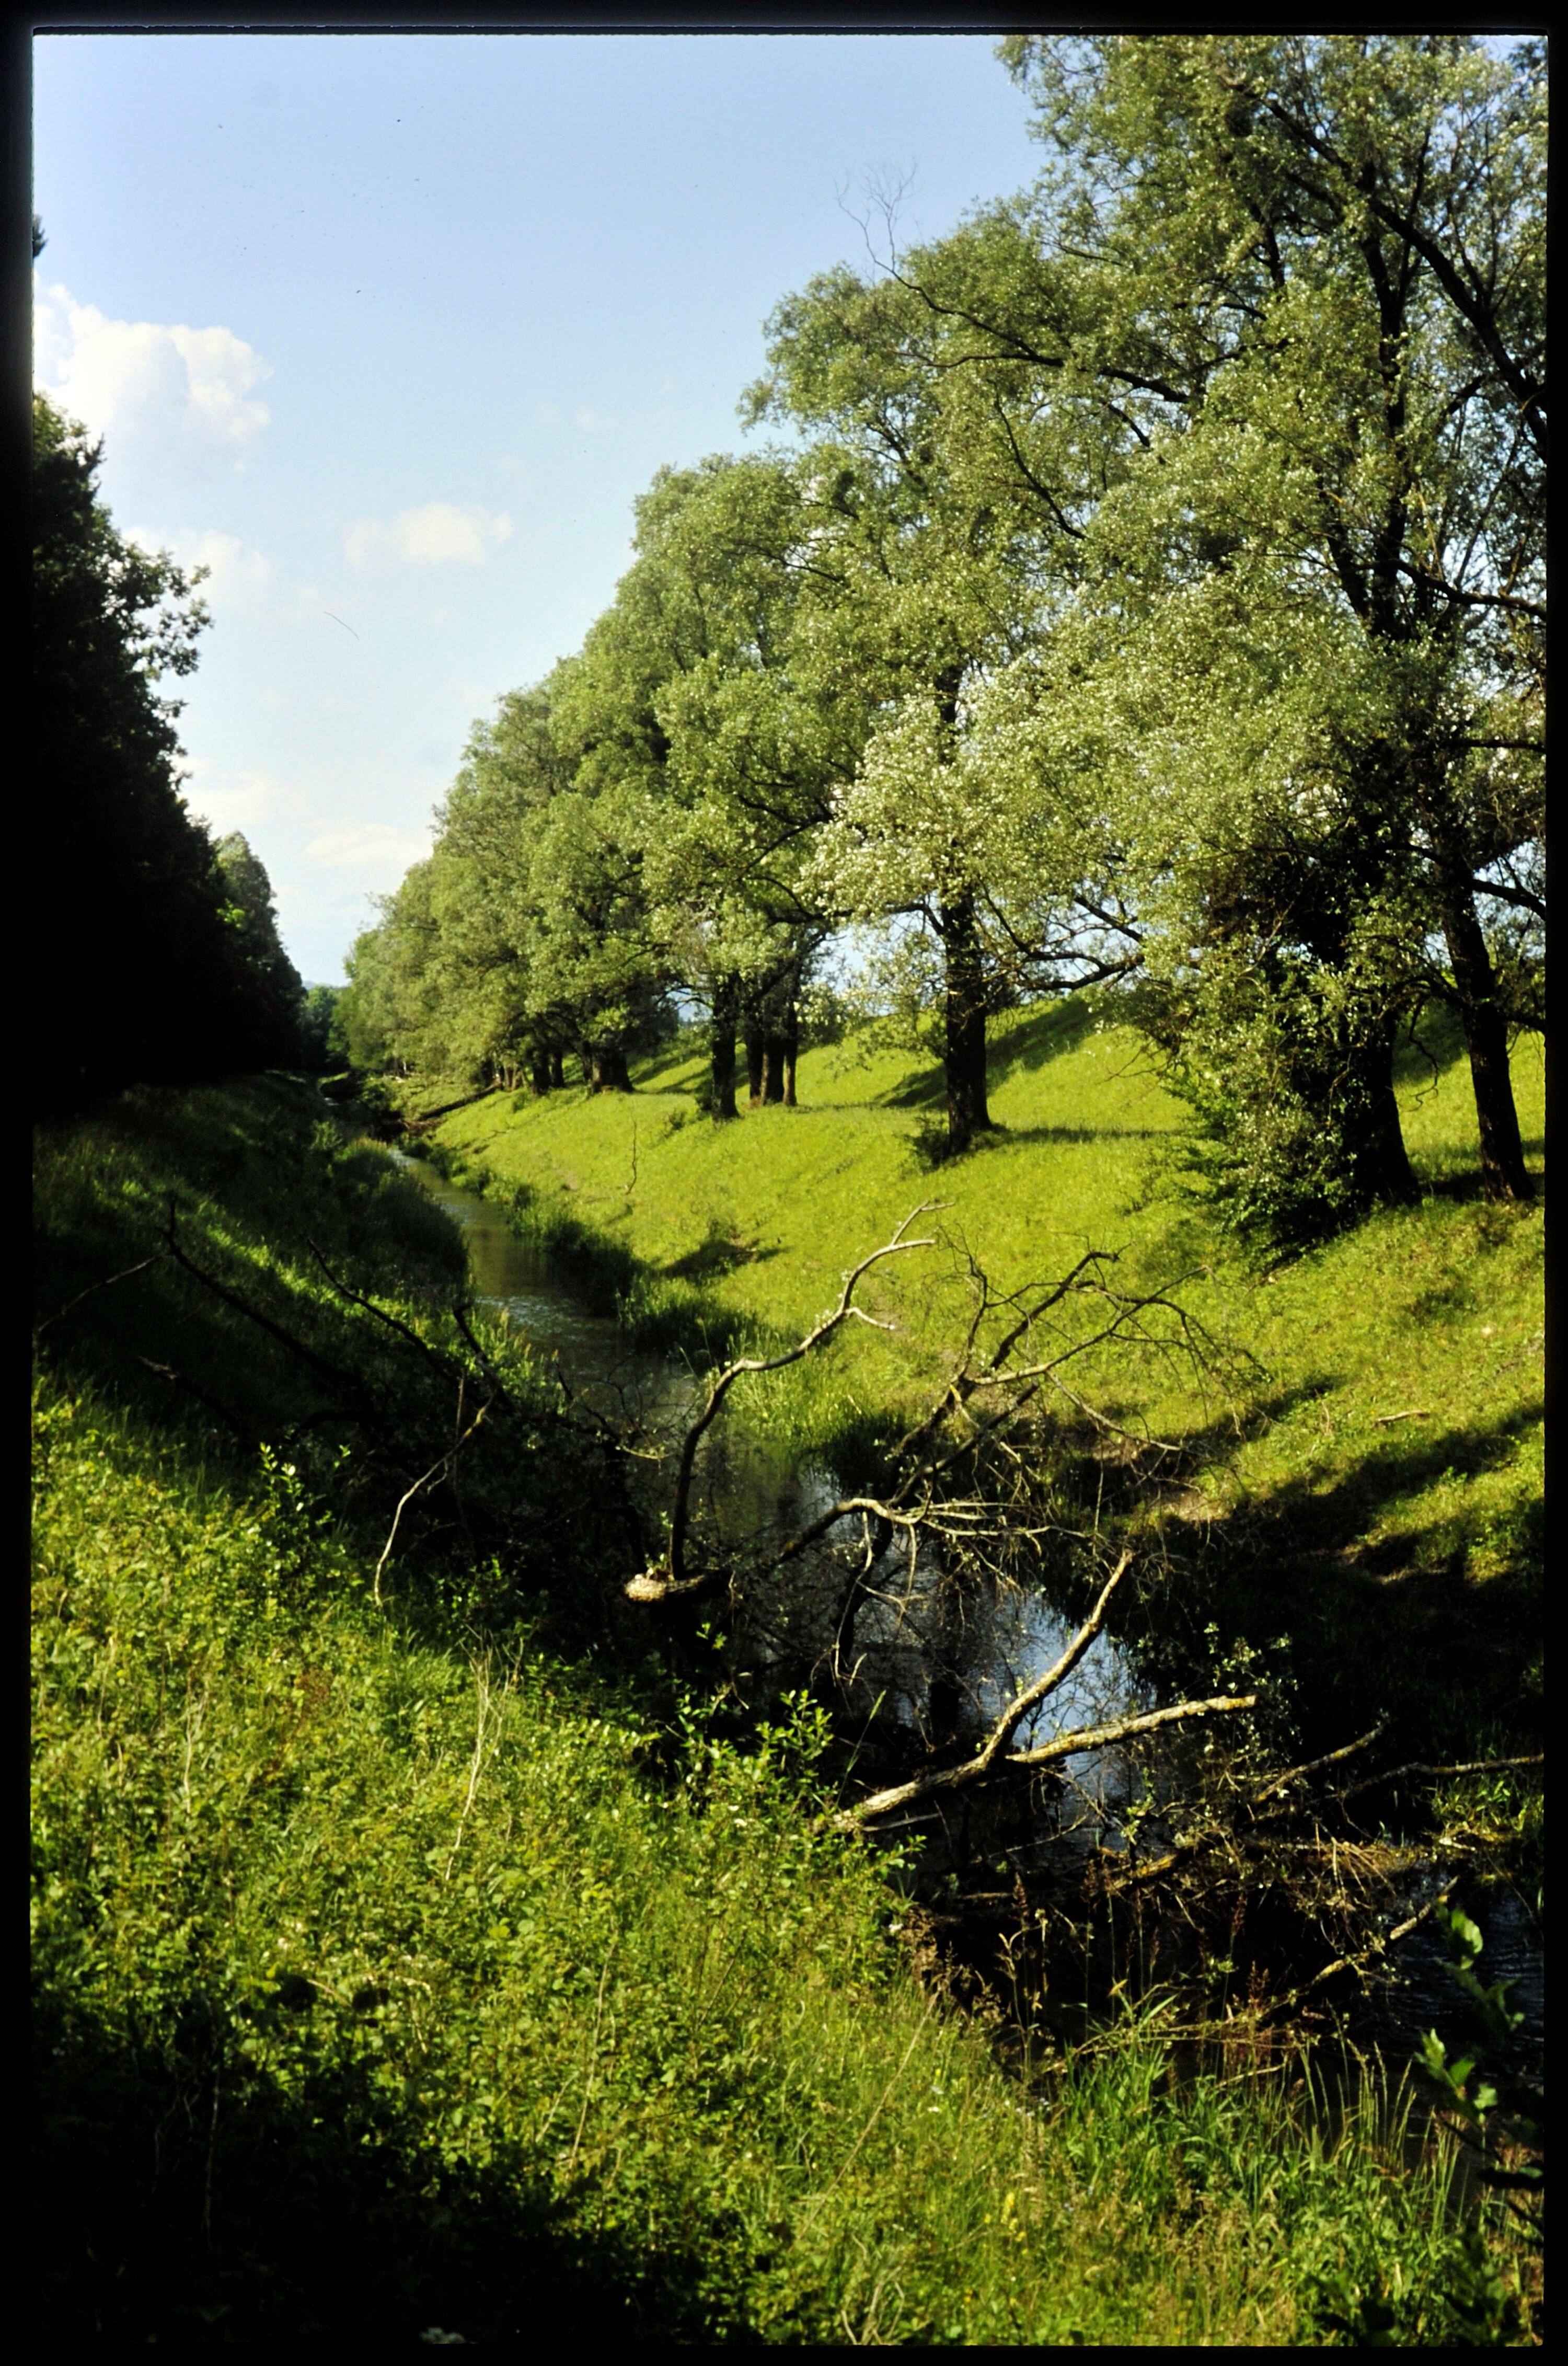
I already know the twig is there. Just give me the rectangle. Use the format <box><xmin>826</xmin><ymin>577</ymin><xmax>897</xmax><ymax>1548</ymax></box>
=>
<box><xmin>442</xmin><ymin>1656</ymin><xmax>500</xmax><ymax>1883</ymax></box>
<box><xmin>371</xmin><ymin>1402</ymin><xmax>489</xmax><ymax>1605</ymax></box>
<box><xmin>628</xmin><ymin>1205</ymin><xmax>940</xmax><ymax>1601</ymax></box>
<box><xmin>36</xmin><ymin>1250</ymin><xmax>168</xmax><ymax>1337</ymax></box>
<box><xmin>564</xmin><ymin>1952</ymin><xmax>616</xmax><ymax>2181</ymax></box>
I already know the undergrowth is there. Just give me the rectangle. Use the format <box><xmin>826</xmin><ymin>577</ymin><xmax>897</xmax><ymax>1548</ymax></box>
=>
<box><xmin>32</xmin><ymin>1374</ymin><xmax>1532</xmax><ymax>2344</ymax></box>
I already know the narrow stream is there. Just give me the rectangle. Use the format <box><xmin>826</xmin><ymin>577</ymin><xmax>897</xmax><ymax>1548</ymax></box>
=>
<box><xmin>396</xmin><ymin>1144</ymin><xmax>1542</xmax><ymax>2065</ymax></box>
<box><xmin>394</xmin><ymin>1144</ymin><xmax>1151</xmax><ymax>1773</ymax></box>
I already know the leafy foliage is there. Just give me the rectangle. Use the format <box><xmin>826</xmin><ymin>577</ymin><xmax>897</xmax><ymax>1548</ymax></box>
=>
<box><xmin>32</xmin><ymin>396</ymin><xmax>307</xmax><ymax>1106</ymax></box>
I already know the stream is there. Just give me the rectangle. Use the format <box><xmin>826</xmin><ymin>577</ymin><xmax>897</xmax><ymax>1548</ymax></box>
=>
<box><xmin>395</xmin><ymin>1144</ymin><xmax>1542</xmax><ymax>2070</ymax></box>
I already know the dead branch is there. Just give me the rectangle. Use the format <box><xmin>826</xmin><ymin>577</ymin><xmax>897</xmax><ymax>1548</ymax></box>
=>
<box><xmin>36</xmin><ymin>1250</ymin><xmax>169</xmax><ymax>1337</ymax></box>
<box><xmin>624</xmin><ymin>1204</ymin><xmax>940</xmax><ymax>1603</ymax></box>
<box><xmin>159</xmin><ymin>1201</ymin><xmax>386</xmax><ymax>1435</ymax></box>
<box><xmin>372</xmin><ymin>1400</ymin><xmax>490</xmax><ymax>1606</ymax></box>
<box><xmin>847</xmin><ymin>1686</ymin><xmax>1257</xmax><ymax>1827</ymax></box>
<box><xmin>306</xmin><ymin>1236</ymin><xmax>459</xmax><ymax>1382</ymax></box>
<box><xmin>1340</xmin><ymin>1751</ymin><xmax>1544</xmax><ymax>1804</ymax></box>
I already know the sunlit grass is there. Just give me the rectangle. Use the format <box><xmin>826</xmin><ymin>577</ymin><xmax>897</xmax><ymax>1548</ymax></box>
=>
<box><xmin>32</xmin><ymin>1374</ymin><xmax>1514</xmax><ymax>2345</ymax></box>
<box><xmin>429</xmin><ymin>1007</ymin><xmax>1543</xmax><ymax>1634</ymax></box>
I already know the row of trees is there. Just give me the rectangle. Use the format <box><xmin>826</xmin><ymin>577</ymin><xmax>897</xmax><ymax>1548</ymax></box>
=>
<box><xmin>35</xmin><ymin>224</ymin><xmax>320</xmax><ymax>1109</ymax></box>
<box><xmin>343</xmin><ymin>37</ymin><xmax>1543</xmax><ymax>1240</ymax></box>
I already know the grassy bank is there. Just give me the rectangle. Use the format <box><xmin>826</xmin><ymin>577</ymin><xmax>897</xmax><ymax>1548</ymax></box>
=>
<box><xmin>33</xmin><ymin>1077</ymin><xmax>1534</xmax><ymax>2343</ymax></box>
<box><xmin>421</xmin><ymin>1004</ymin><xmax>1544</xmax><ymax>1758</ymax></box>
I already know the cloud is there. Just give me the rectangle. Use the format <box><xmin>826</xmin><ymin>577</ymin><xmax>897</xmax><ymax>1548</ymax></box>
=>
<box><xmin>343</xmin><ymin>502</ymin><xmax>512</xmax><ymax>573</ymax></box>
<box><xmin>302</xmin><ymin>821</ymin><xmax>432</xmax><ymax>872</ymax></box>
<box><xmin>181</xmin><ymin>760</ymin><xmax>291</xmax><ymax>835</ymax></box>
<box><xmin>34</xmin><ymin>277</ymin><xmax>270</xmax><ymax>475</ymax></box>
<box><xmin>128</xmin><ymin>525</ymin><xmax>278</xmax><ymax>616</ymax></box>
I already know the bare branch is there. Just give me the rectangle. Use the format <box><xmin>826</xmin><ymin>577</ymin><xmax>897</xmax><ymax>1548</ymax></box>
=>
<box><xmin>625</xmin><ymin>1204</ymin><xmax>941</xmax><ymax>1602</ymax></box>
<box><xmin>36</xmin><ymin>1250</ymin><xmax>168</xmax><ymax>1338</ymax></box>
<box><xmin>847</xmin><ymin>1687</ymin><xmax>1256</xmax><ymax>1827</ymax></box>
<box><xmin>372</xmin><ymin>1401</ymin><xmax>489</xmax><ymax>1606</ymax></box>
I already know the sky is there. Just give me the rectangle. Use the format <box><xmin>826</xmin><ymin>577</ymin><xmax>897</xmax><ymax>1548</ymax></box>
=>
<box><xmin>33</xmin><ymin>32</ymin><xmax>1045</xmax><ymax>984</ymax></box>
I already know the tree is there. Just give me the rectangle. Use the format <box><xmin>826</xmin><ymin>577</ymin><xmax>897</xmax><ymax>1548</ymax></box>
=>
<box><xmin>745</xmin><ymin>253</ymin><xmax>1133</xmax><ymax>1154</ymax></box>
<box><xmin>214</xmin><ymin>833</ymin><xmax>307</xmax><ymax>1064</ymax></box>
<box><xmin>297</xmin><ymin>985</ymin><xmax>346</xmax><ymax>1074</ymax></box>
<box><xmin>980</xmin><ymin>33</ymin><xmax>1544</xmax><ymax>1207</ymax></box>
<box><xmin>550</xmin><ymin>456</ymin><xmax>845</xmax><ymax>1120</ymax></box>
<box><xmin>32</xmin><ymin>394</ymin><xmax>296</xmax><ymax>1107</ymax></box>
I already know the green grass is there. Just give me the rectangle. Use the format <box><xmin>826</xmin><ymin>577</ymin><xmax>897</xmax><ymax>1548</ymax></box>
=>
<box><xmin>33</xmin><ymin>1371</ymin><xmax>1526</xmax><ymax>2345</ymax></box>
<box><xmin>422</xmin><ymin>1004</ymin><xmax>1543</xmax><ymax>1755</ymax></box>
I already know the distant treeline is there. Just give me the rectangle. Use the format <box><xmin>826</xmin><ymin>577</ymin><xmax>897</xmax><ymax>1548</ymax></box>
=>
<box><xmin>342</xmin><ymin>38</ymin><xmax>1542</xmax><ymax>1248</ymax></box>
<box><xmin>32</xmin><ymin>329</ymin><xmax>333</xmax><ymax>1111</ymax></box>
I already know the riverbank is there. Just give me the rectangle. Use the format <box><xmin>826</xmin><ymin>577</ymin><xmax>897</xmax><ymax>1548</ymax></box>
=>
<box><xmin>418</xmin><ymin>1004</ymin><xmax>1544</xmax><ymax>1766</ymax></box>
<box><xmin>32</xmin><ymin>1076</ymin><xmax>1537</xmax><ymax>2344</ymax></box>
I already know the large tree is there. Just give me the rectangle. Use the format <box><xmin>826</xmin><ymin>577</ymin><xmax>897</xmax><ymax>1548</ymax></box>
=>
<box><xmin>746</xmin><ymin>251</ymin><xmax>1135</xmax><ymax>1154</ymax></box>
<box><xmin>970</xmin><ymin>34</ymin><xmax>1544</xmax><ymax>1208</ymax></box>
<box><xmin>33</xmin><ymin>394</ymin><xmax>302</xmax><ymax>1107</ymax></box>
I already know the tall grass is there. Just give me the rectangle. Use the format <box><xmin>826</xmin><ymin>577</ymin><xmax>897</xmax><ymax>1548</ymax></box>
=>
<box><xmin>32</xmin><ymin>1375</ymin><xmax>1525</xmax><ymax>2345</ymax></box>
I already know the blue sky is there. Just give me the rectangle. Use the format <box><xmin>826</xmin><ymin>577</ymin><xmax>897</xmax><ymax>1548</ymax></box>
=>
<box><xmin>33</xmin><ymin>32</ymin><xmax>1044</xmax><ymax>983</ymax></box>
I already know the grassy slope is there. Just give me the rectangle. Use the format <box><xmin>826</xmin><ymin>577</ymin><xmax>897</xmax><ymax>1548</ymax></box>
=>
<box><xmin>429</xmin><ymin>1005</ymin><xmax>1544</xmax><ymax>1748</ymax></box>
<box><xmin>32</xmin><ymin>1080</ymin><xmax>1526</xmax><ymax>2345</ymax></box>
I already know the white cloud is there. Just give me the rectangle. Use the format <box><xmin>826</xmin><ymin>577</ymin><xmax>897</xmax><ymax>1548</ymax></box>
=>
<box><xmin>34</xmin><ymin>277</ymin><xmax>270</xmax><ymax>475</ymax></box>
<box><xmin>181</xmin><ymin>761</ymin><xmax>290</xmax><ymax>835</ymax></box>
<box><xmin>128</xmin><ymin>525</ymin><xmax>278</xmax><ymax>616</ymax></box>
<box><xmin>573</xmin><ymin>406</ymin><xmax>616</xmax><ymax>432</ymax></box>
<box><xmin>303</xmin><ymin>821</ymin><xmax>432</xmax><ymax>872</ymax></box>
<box><xmin>343</xmin><ymin>501</ymin><xmax>512</xmax><ymax>573</ymax></box>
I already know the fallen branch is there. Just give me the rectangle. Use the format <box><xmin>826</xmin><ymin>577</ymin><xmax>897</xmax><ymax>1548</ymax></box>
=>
<box><xmin>36</xmin><ymin>1250</ymin><xmax>168</xmax><ymax>1337</ymax></box>
<box><xmin>1340</xmin><ymin>1751</ymin><xmax>1544</xmax><ymax>1805</ymax></box>
<box><xmin>847</xmin><ymin>1686</ymin><xmax>1257</xmax><ymax>1826</ymax></box>
<box><xmin>625</xmin><ymin>1204</ymin><xmax>940</xmax><ymax>1602</ymax></box>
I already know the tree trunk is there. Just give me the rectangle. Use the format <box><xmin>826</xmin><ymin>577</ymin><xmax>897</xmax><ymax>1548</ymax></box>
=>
<box><xmin>529</xmin><ymin>1052</ymin><xmax>552</xmax><ymax>1096</ymax></box>
<box><xmin>549</xmin><ymin>1048</ymin><xmax>566</xmax><ymax>1090</ymax></box>
<box><xmin>1346</xmin><ymin>1015</ymin><xmax>1420</xmax><ymax>1206</ymax></box>
<box><xmin>1433</xmin><ymin>860</ymin><xmax>1532</xmax><ymax>1201</ymax></box>
<box><xmin>781</xmin><ymin>994</ymin><xmax>798</xmax><ymax>1108</ymax></box>
<box><xmin>940</xmin><ymin>891</ymin><xmax>990</xmax><ymax>1156</ymax></box>
<box><xmin>589</xmin><ymin>1044</ymin><xmax>632</xmax><ymax>1094</ymax></box>
<box><xmin>745</xmin><ymin>1022</ymin><xmax>765</xmax><ymax>1108</ymax></box>
<box><xmin>709</xmin><ymin>976</ymin><xmax>739</xmax><ymax>1121</ymax></box>
<box><xmin>759</xmin><ymin>1034</ymin><xmax>787</xmax><ymax>1104</ymax></box>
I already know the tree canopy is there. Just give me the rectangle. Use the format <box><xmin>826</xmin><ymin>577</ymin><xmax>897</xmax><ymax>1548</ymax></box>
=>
<box><xmin>341</xmin><ymin>33</ymin><xmax>1542</xmax><ymax>1234</ymax></box>
<box><xmin>34</xmin><ymin>392</ymin><xmax>308</xmax><ymax>1108</ymax></box>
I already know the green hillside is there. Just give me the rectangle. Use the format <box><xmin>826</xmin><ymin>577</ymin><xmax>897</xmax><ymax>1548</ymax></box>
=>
<box><xmin>425</xmin><ymin>1003</ymin><xmax>1544</xmax><ymax>1754</ymax></box>
<box><xmin>34</xmin><ymin>1078</ymin><xmax>1528</xmax><ymax>2344</ymax></box>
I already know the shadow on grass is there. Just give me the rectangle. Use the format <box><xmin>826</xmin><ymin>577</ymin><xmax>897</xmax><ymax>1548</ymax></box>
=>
<box><xmin>662</xmin><ymin>1226</ymin><xmax>781</xmax><ymax>1283</ymax></box>
<box><xmin>32</xmin><ymin>1991</ymin><xmax>743</xmax><ymax>2345</ymax></box>
<box><xmin>1126</xmin><ymin>1401</ymin><xmax>1544</xmax><ymax>1756</ymax></box>
<box><xmin>986</xmin><ymin>998</ymin><xmax>1098</xmax><ymax>1083</ymax></box>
